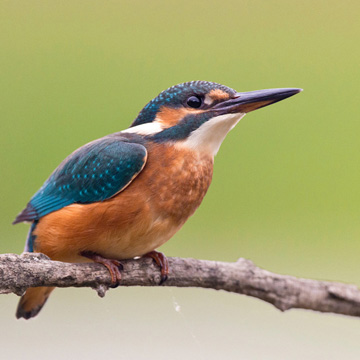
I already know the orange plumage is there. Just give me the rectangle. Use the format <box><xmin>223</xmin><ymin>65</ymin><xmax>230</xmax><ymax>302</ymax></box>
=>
<box><xmin>34</xmin><ymin>143</ymin><xmax>213</xmax><ymax>262</ymax></box>
<box><xmin>17</xmin><ymin>143</ymin><xmax>213</xmax><ymax>318</ymax></box>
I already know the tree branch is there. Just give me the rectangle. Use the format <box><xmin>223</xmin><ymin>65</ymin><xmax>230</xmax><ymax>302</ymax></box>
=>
<box><xmin>1</xmin><ymin>252</ymin><xmax>360</xmax><ymax>317</ymax></box>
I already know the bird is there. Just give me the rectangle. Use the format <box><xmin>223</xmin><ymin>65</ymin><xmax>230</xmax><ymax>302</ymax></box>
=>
<box><xmin>13</xmin><ymin>81</ymin><xmax>301</xmax><ymax>319</ymax></box>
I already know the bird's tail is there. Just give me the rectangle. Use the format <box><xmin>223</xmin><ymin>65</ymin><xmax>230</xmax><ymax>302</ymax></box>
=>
<box><xmin>16</xmin><ymin>287</ymin><xmax>55</xmax><ymax>320</ymax></box>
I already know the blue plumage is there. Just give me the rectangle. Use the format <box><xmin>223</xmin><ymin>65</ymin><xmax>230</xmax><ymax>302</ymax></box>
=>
<box><xmin>24</xmin><ymin>220</ymin><xmax>38</xmax><ymax>252</ymax></box>
<box><xmin>148</xmin><ymin>112</ymin><xmax>213</xmax><ymax>142</ymax></box>
<box><xmin>131</xmin><ymin>81</ymin><xmax>236</xmax><ymax>127</ymax></box>
<box><xmin>14</xmin><ymin>135</ymin><xmax>147</xmax><ymax>223</ymax></box>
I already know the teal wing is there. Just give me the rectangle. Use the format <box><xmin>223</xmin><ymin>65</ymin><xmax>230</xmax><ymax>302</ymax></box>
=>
<box><xmin>14</xmin><ymin>135</ymin><xmax>147</xmax><ymax>224</ymax></box>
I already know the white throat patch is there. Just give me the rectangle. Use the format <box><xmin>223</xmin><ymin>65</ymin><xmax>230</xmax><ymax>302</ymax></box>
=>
<box><xmin>176</xmin><ymin>113</ymin><xmax>245</xmax><ymax>156</ymax></box>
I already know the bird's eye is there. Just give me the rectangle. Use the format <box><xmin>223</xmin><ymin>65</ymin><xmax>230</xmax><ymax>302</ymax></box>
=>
<box><xmin>186</xmin><ymin>96</ymin><xmax>202</xmax><ymax>108</ymax></box>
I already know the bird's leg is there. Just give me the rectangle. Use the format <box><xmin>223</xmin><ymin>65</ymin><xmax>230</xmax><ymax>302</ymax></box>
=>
<box><xmin>80</xmin><ymin>251</ymin><xmax>123</xmax><ymax>287</ymax></box>
<box><xmin>143</xmin><ymin>251</ymin><xmax>169</xmax><ymax>284</ymax></box>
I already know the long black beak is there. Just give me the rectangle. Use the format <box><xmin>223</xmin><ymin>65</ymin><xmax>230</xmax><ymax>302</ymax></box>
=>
<box><xmin>213</xmin><ymin>88</ymin><xmax>302</xmax><ymax>114</ymax></box>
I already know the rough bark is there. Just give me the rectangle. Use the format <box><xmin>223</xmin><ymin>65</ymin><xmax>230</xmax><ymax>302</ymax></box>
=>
<box><xmin>1</xmin><ymin>252</ymin><xmax>360</xmax><ymax>317</ymax></box>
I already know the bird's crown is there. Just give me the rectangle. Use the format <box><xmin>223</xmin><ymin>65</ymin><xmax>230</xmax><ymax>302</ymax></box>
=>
<box><xmin>131</xmin><ymin>81</ymin><xmax>236</xmax><ymax>127</ymax></box>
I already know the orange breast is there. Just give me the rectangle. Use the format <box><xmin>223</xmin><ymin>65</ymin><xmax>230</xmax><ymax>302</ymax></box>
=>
<box><xmin>34</xmin><ymin>143</ymin><xmax>213</xmax><ymax>262</ymax></box>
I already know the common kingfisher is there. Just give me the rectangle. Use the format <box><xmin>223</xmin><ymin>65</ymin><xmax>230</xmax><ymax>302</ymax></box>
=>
<box><xmin>13</xmin><ymin>81</ymin><xmax>301</xmax><ymax>319</ymax></box>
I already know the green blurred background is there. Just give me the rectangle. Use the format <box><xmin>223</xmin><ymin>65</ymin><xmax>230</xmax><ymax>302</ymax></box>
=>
<box><xmin>1</xmin><ymin>0</ymin><xmax>360</xmax><ymax>358</ymax></box>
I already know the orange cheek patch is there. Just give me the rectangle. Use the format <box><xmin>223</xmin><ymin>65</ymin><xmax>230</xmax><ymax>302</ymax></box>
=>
<box><xmin>208</xmin><ymin>89</ymin><xmax>230</xmax><ymax>102</ymax></box>
<box><xmin>156</xmin><ymin>106</ymin><xmax>202</xmax><ymax>128</ymax></box>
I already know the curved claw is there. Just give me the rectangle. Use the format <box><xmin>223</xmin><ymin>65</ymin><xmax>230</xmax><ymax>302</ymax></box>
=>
<box><xmin>159</xmin><ymin>274</ymin><xmax>168</xmax><ymax>285</ymax></box>
<box><xmin>143</xmin><ymin>251</ymin><xmax>169</xmax><ymax>285</ymax></box>
<box><xmin>80</xmin><ymin>251</ymin><xmax>123</xmax><ymax>287</ymax></box>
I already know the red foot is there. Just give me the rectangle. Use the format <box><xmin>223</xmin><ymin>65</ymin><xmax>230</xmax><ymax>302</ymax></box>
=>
<box><xmin>81</xmin><ymin>251</ymin><xmax>123</xmax><ymax>287</ymax></box>
<box><xmin>143</xmin><ymin>251</ymin><xmax>169</xmax><ymax>284</ymax></box>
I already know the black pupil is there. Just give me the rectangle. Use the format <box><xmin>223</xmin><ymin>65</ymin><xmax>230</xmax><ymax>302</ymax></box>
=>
<box><xmin>187</xmin><ymin>96</ymin><xmax>202</xmax><ymax>108</ymax></box>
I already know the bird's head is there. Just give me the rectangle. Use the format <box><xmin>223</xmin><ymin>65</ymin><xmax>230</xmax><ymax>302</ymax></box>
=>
<box><xmin>125</xmin><ymin>81</ymin><xmax>301</xmax><ymax>156</ymax></box>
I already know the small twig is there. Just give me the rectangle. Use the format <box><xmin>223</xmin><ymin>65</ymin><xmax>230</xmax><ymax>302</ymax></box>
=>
<box><xmin>1</xmin><ymin>252</ymin><xmax>360</xmax><ymax>317</ymax></box>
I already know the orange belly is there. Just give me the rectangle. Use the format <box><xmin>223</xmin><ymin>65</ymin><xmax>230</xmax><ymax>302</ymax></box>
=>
<box><xmin>33</xmin><ymin>143</ymin><xmax>213</xmax><ymax>263</ymax></box>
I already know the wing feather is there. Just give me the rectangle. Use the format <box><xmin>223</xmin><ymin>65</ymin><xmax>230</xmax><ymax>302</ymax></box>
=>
<box><xmin>13</xmin><ymin>136</ymin><xmax>147</xmax><ymax>224</ymax></box>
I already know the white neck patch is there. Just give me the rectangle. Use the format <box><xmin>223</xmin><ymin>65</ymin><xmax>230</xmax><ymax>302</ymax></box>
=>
<box><xmin>122</xmin><ymin>121</ymin><xmax>164</xmax><ymax>136</ymax></box>
<box><xmin>175</xmin><ymin>113</ymin><xmax>245</xmax><ymax>156</ymax></box>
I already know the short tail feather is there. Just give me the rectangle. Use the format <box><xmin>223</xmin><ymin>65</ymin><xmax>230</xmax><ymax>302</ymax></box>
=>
<box><xmin>16</xmin><ymin>287</ymin><xmax>55</xmax><ymax>320</ymax></box>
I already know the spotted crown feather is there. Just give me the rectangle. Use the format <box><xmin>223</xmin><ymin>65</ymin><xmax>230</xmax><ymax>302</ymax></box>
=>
<box><xmin>131</xmin><ymin>81</ymin><xmax>236</xmax><ymax>127</ymax></box>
